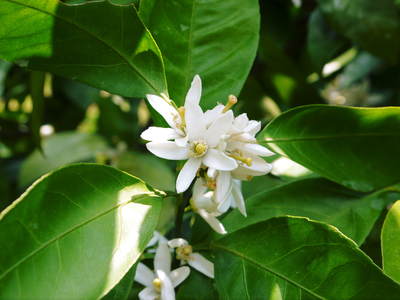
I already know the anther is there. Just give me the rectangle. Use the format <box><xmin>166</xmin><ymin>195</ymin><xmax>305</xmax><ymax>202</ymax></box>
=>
<box><xmin>229</xmin><ymin>153</ymin><xmax>252</xmax><ymax>166</ymax></box>
<box><xmin>152</xmin><ymin>278</ymin><xmax>162</xmax><ymax>292</ymax></box>
<box><xmin>177</xmin><ymin>106</ymin><xmax>186</xmax><ymax>127</ymax></box>
<box><xmin>192</xmin><ymin>141</ymin><xmax>208</xmax><ymax>157</ymax></box>
<box><xmin>222</xmin><ymin>95</ymin><xmax>238</xmax><ymax>113</ymax></box>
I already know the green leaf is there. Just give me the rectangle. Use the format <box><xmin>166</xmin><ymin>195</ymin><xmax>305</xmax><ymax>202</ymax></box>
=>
<box><xmin>259</xmin><ymin>105</ymin><xmax>400</xmax><ymax>192</ymax></box>
<box><xmin>317</xmin><ymin>0</ymin><xmax>400</xmax><ymax>63</ymax></box>
<box><xmin>102</xmin><ymin>263</ymin><xmax>137</xmax><ymax>300</ymax></box>
<box><xmin>0</xmin><ymin>0</ymin><xmax>167</xmax><ymax>97</ymax></box>
<box><xmin>307</xmin><ymin>9</ymin><xmax>347</xmax><ymax>72</ymax></box>
<box><xmin>382</xmin><ymin>200</ymin><xmax>400</xmax><ymax>283</ymax></box>
<box><xmin>212</xmin><ymin>216</ymin><xmax>400</xmax><ymax>299</ymax></box>
<box><xmin>177</xmin><ymin>271</ymin><xmax>218</xmax><ymax>300</ymax></box>
<box><xmin>19</xmin><ymin>132</ymin><xmax>108</xmax><ymax>187</ymax></box>
<box><xmin>114</xmin><ymin>151</ymin><xmax>175</xmax><ymax>192</ymax></box>
<box><xmin>0</xmin><ymin>164</ymin><xmax>162</xmax><ymax>299</ymax></box>
<box><xmin>139</xmin><ymin>0</ymin><xmax>260</xmax><ymax>108</ymax></box>
<box><xmin>222</xmin><ymin>178</ymin><xmax>399</xmax><ymax>245</ymax></box>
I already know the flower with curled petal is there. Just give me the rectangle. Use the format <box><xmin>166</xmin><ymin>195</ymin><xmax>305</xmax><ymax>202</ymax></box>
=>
<box><xmin>141</xmin><ymin>75</ymin><xmax>238</xmax><ymax>193</ymax></box>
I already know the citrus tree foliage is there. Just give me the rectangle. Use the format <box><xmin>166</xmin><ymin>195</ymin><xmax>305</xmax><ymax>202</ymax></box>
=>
<box><xmin>1</xmin><ymin>0</ymin><xmax>400</xmax><ymax>299</ymax></box>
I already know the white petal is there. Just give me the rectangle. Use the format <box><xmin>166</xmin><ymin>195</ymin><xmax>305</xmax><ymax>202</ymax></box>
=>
<box><xmin>233</xmin><ymin>113</ymin><xmax>249</xmax><ymax>130</ymax></box>
<box><xmin>135</xmin><ymin>263</ymin><xmax>155</xmax><ymax>287</ymax></box>
<box><xmin>198</xmin><ymin>209</ymin><xmax>227</xmax><ymax>234</ymax></box>
<box><xmin>168</xmin><ymin>238</ymin><xmax>188</xmax><ymax>248</ymax></box>
<box><xmin>241</xmin><ymin>143</ymin><xmax>275</xmax><ymax>157</ymax></box>
<box><xmin>155</xmin><ymin>242</ymin><xmax>171</xmax><ymax>275</ymax></box>
<box><xmin>176</xmin><ymin>158</ymin><xmax>202</xmax><ymax>193</ymax></box>
<box><xmin>232</xmin><ymin>180</ymin><xmax>246</xmax><ymax>217</ymax></box>
<box><xmin>215</xmin><ymin>171</ymin><xmax>232</xmax><ymax>205</ymax></box>
<box><xmin>138</xmin><ymin>287</ymin><xmax>158</xmax><ymax>300</ymax></box>
<box><xmin>170</xmin><ymin>266</ymin><xmax>190</xmax><ymax>287</ymax></box>
<box><xmin>185</xmin><ymin>102</ymin><xmax>206</xmax><ymax>140</ymax></box>
<box><xmin>245</xmin><ymin>120</ymin><xmax>261</xmax><ymax>135</ymax></box>
<box><xmin>175</xmin><ymin>136</ymin><xmax>188</xmax><ymax>147</ymax></box>
<box><xmin>246</xmin><ymin>156</ymin><xmax>273</xmax><ymax>174</ymax></box>
<box><xmin>146</xmin><ymin>94</ymin><xmax>179</xmax><ymax>129</ymax></box>
<box><xmin>205</xmin><ymin>110</ymin><xmax>234</xmax><ymax>147</ymax></box>
<box><xmin>185</xmin><ymin>75</ymin><xmax>202</xmax><ymax>106</ymax></box>
<box><xmin>157</xmin><ymin>270</ymin><xmax>175</xmax><ymax>300</ymax></box>
<box><xmin>207</xmin><ymin>167</ymin><xmax>217</xmax><ymax>179</ymax></box>
<box><xmin>192</xmin><ymin>177</ymin><xmax>208</xmax><ymax>199</ymax></box>
<box><xmin>192</xmin><ymin>191</ymin><xmax>216</xmax><ymax>211</ymax></box>
<box><xmin>203</xmin><ymin>149</ymin><xmax>237</xmax><ymax>171</ymax></box>
<box><xmin>204</xmin><ymin>104</ymin><xmax>224</xmax><ymax>126</ymax></box>
<box><xmin>146</xmin><ymin>141</ymin><xmax>189</xmax><ymax>160</ymax></box>
<box><xmin>188</xmin><ymin>253</ymin><xmax>214</xmax><ymax>279</ymax></box>
<box><xmin>141</xmin><ymin>127</ymin><xmax>180</xmax><ymax>141</ymax></box>
<box><xmin>147</xmin><ymin>231</ymin><xmax>168</xmax><ymax>248</ymax></box>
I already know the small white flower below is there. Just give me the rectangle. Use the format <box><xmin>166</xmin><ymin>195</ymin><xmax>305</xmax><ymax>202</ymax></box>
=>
<box><xmin>168</xmin><ymin>238</ymin><xmax>214</xmax><ymax>279</ymax></box>
<box><xmin>135</xmin><ymin>241</ymin><xmax>190</xmax><ymax>300</ymax></box>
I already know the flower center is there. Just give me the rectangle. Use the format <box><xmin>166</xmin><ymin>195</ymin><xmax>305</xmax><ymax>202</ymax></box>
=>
<box><xmin>176</xmin><ymin>245</ymin><xmax>193</xmax><ymax>261</ymax></box>
<box><xmin>152</xmin><ymin>278</ymin><xmax>162</xmax><ymax>293</ymax></box>
<box><xmin>191</xmin><ymin>141</ymin><xmax>208</xmax><ymax>157</ymax></box>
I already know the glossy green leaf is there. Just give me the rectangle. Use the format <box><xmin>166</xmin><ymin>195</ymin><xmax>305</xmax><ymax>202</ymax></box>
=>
<box><xmin>318</xmin><ymin>0</ymin><xmax>400</xmax><ymax>63</ymax></box>
<box><xmin>102</xmin><ymin>264</ymin><xmax>137</xmax><ymax>300</ymax></box>
<box><xmin>177</xmin><ymin>271</ymin><xmax>218</xmax><ymax>300</ymax></box>
<box><xmin>259</xmin><ymin>105</ymin><xmax>400</xmax><ymax>192</ymax></box>
<box><xmin>0</xmin><ymin>164</ymin><xmax>162</xmax><ymax>299</ymax></box>
<box><xmin>223</xmin><ymin>178</ymin><xmax>399</xmax><ymax>245</ymax></box>
<box><xmin>212</xmin><ymin>217</ymin><xmax>400</xmax><ymax>299</ymax></box>
<box><xmin>19</xmin><ymin>132</ymin><xmax>108</xmax><ymax>187</ymax></box>
<box><xmin>0</xmin><ymin>0</ymin><xmax>167</xmax><ymax>97</ymax></box>
<box><xmin>382</xmin><ymin>200</ymin><xmax>400</xmax><ymax>283</ymax></box>
<box><xmin>139</xmin><ymin>0</ymin><xmax>260</xmax><ymax>108</ymax></box>
<box><xmin>114</xmin><ymin>151</ymin><xmax>175</xmax><ymax>192</ymax></box>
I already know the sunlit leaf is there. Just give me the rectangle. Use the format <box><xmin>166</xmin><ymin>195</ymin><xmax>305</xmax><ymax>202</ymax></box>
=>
<box><xmin>259</xmin><ymin>105</ymin><xmax>400</xmax><ymax>192</ymax></box>
<box><xmin>382</xmin><ymin>200</ymin><xmax>400</xmax><ymax>283</ymax></box>
<box><xmin>0</xmin><ymin>164</ymin><xmax>162</xmax><ymax>299</ymax></box>
<box><xmin>139</xmin><ymin>0</ymin><xmax>260</xmax><ymax>108</ymax></box>
<box><xmin>0</xmin><ymin>0</ymin><xmax>167</xmax><ymax>97</ymax></box>
<box><xmin>213</xmin><ymin>216</ymin><xmax>400</xmax><ymax>299</ymax></box>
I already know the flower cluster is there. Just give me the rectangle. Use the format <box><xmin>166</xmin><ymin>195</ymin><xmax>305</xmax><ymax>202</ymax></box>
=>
<box><xmin>141</xmin><ymin>75</ymin><xmax>273</xmax><ymax>233</ymax></box>
<box><xmin>135</xmin><ymin>235</ymin><xmax>213</xmax><ymax>300</ymax></box>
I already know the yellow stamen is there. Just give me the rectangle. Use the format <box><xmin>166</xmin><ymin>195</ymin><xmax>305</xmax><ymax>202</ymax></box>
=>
<box><xmin>177</xmin><ymin>106</ymin><xmax>185</xmax><ymax>122</ymax></box>
<box><xmin>222</xmin><ymin>95</ymin><xmax>238</xmax><ymax>113</ymax></box>
<box><xmin>193</xmin><ymin>142</ymin><xmax>208</xmax><ymax>156</ymax></box>
<box><xmin>229</xmin><ymin>153</ymin><xmax>252</xmax><ymax>166</ymax></box>
<box><xmin>152</xmin><ymin>278</ymin><xmax>162</xmax><ymax>292</ymax></box>
<box><xmin>206</xmin><ymin>179</ymin><xmax>216</xmax><ymax>190</ymax></box>
<box><xmin>176</xmin><ymin>245</ymin><xmax>193</xmax><ymax>260</ymax></box>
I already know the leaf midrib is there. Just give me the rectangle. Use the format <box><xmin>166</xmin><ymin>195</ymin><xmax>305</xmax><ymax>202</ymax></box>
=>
<box><xmin>0</xmin><ymin>193</ymin><xmax>156</xmax><ymax>281</ymax></box>
<box><xmin>261</xmin><ymin>132</ymin><xmax>400</xmax><ymax>144</ymax></box>
<box><xmin>213</xmin><ymin>243</ymin><xmax>329</xmax><ymax>300</ymax></box>
<box><xmin>5</xmin><ymin>0</ymin><xmax>160</xmax><ymax>94</ymax></box>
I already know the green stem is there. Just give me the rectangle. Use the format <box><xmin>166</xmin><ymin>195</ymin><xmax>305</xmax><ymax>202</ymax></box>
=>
<box><xmin>175</xmin><ymin>193</ymin><xmax>188</xmax><ymax>237</ymax></box>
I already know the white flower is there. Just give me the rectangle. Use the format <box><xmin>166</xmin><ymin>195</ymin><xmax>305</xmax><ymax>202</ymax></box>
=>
<box><xmin>209</xmin><ymin>171</ymin><xmax>246</xmax><ymax>217</ymax></box>
<box><xmin>141</xmin><ymin>75</ymin><xmax>238</xmax><ymax>193</ymax></box>
<box><xmin>168</xmin><ymin>238</ymin><xmax>214</xmax><ymax>279</ymax></box>
<box><xmin>135</xmin><ymin>241</ymin><xmax>190</xmax><ymax>300</ymax></box>
<box><xmin>190</xmin><ymin>177</ymin><xmax>227</xmax><ymax>234</ymax></box>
